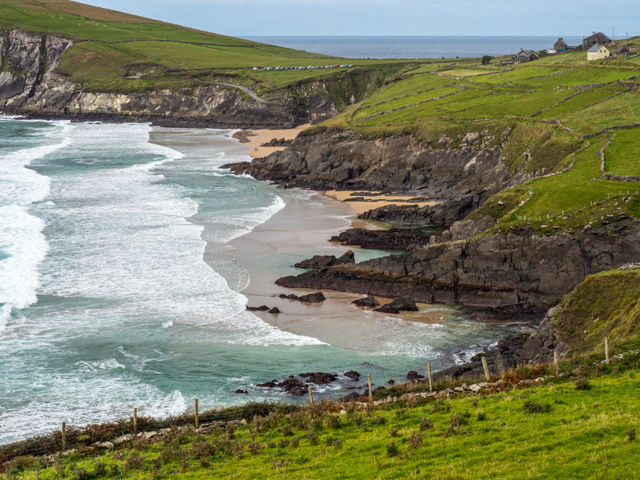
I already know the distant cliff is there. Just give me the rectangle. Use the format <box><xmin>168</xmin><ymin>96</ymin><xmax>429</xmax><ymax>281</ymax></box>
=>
<box><xmin>0</xmin><ymin>30</ymin><xmax>367</xmax><ymax>128</ymax></box>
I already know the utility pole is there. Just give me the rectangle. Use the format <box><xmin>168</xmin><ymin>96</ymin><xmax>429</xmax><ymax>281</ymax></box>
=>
<box><xmin>612</xmin><ymin>26</ymin><xmax>615</xmax><ymax>41</ymax></box>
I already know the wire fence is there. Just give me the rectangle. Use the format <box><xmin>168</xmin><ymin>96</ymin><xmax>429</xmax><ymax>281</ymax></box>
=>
<box><xmin>0</xmin><ymin>402</ymin><xmax>296</xmax><ymax>465</ymax></box>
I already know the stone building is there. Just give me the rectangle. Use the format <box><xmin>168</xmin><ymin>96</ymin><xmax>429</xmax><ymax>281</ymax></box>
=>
<box><xmin>583</xmin><ymin>32</ymin><xmax>612</xmax><ymax>50</ymax></box>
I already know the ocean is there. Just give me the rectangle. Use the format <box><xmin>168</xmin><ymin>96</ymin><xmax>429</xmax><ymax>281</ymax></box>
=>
<box><xmin>242</xmin><ymin>36</ymin><xmax>585</xmax><ymax>59</ymax></box>
<box><xmin>0</xmin><ymin>118</ymin><xmax>527</xmax><ymax>444</ymax></box>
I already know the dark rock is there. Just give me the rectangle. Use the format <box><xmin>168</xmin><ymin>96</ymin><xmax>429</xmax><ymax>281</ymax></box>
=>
<box><xmin>338</xmin><ymin>392</ymin><xmax>362</xmax><ymax>403</ymax></box>
<box><xmin>280</xmin><ymin>378</ymin><xmax>309</xmax><ymax>396</ymax></box>
<box><xmin>299</xmin><ymin>372</ymin><xmax>338</xmax><ymax>385</ymax></box>
<box><xmin>352</xmin><ymin>296</ymin><xmax>380</xmax><ymax>308</ymax></box>
<box><xmin>279</xmin><ymin>294</ymin><xmax>299</xmax><ymax>300</ymax></box>
<box><xmin>235</xmin><ymin>389</ymin><xmax>248</xmax><ymax>394</ymax></box>
<box><xmin>298</xmin><ymin>292</ymin><xmax>326</xmax><ymax>303</ymax></box>
<box><xmin>257</xmin><ymin>380</ymin><xmax>279</xmax><ymax>388</ymax></box>
<box><xmin>344</xmin><ymin>371</ymin><xmax>361</xmax><ymax>380</ymax></box>
<box><xmin>387</xmin><ymin>380</ymin><xmax>395</xmax><ymax>386</ymax></box>
<box><xmin>276</xmin><ymin>221</ymin><xmax>640</xmax><ymax>310</ymax></box>
<box><xmin>373</xmin><ymin>386</ymin><xmax>386</xmax><ymax>394</ymax></box>
<box><xmin>375</xmin><ymin>297</ymin><xmax>418</xmax><ymax>314</ymax></box>
<box><xmin>406</xmin><ymin>370</ymin><xmax>425</xmax><ymax>382</ymax></box>
<box><xmin>331</xmin><ymin>228</ymin><xmax>436</xmax><ymax>250</ymax></box>
<box><xmin>295</xmin><ymin>250</ymin><xmax>356</xmax><ymax>269</ymax></box>
<box><xmin>268</xmin><ymin>307</ymin><xmax>280</xmax><ymax>314</ymax></box>
<box><xmin>246</xmin><ymin>305</ymin><xmax>269</xmax><ymax>311</ymax></box>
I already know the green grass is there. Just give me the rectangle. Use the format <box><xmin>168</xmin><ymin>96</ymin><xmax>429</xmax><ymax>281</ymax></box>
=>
<box><xmin>555</xmin><ymin>269</ymin><xmax>640</xmax><ymax>358</ymax></box>
<box><xmin>4</xmin><ymin>371</ymin><xmax>640</xmax><ymax>479</ymax></box>
<box><xmin>603</xmin><ymin>128</ymin><xmax>640</xmax><ymax>176</ymax></box>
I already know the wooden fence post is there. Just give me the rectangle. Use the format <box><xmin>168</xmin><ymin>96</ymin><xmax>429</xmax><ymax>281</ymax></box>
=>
<box><xmin>61</xmin><ymin>422</ymin><xmax>66</xmax><ymax>452</ymax></box>
<box><xmin>482</xmin><ymin>356</ymin><xmax>490</xmax><ymax>381</ymax></box>
<box><xmin>428</xmin><ymin>362</ymin><xmax>433</xmax><ymax>392</ymax></box>
<box><xmin>195</xmin><ymin>399</ymin><xmax>199</xmax><ymax>429</ymax></box>
<box><xmin>368</xmin><ymin>374</ymin><xmax>373</xmax><ymax>403</ymax></box>
<box><xmin>605</xmin><ymin>338</ymin><xmax>610</xmax><ymax>364</ymax></box>
<box><xmin>308</xmin><ymin>386</ymin><xmax>314</xmax><ymax>405</ymax></box>
<box><xmin>133</xmin><ymin>408</ymin><xmax>137</xmax><ymax>433</ymax></box>
<box><xmin>554</xmin><ymin>350</ymin><xmax>559</xmax><ymax>377</ymax></box>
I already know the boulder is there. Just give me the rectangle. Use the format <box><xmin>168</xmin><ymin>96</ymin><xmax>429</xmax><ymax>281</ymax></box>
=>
<box><xmin>406</xmin><ymin>370</ymin><xmax>425</xmax><ymax>382</ymax></box>
<box><xmin>247</xmin><ymin>305</ymin><xmax>269</xmax><ymax>311</ymax></box>
<box><xmin>375</xmin><ymin>297</ymin><xmax>418</xmax><ymax>314</ymax></box>
<box><xmin>352</xmin><ymin>295</ymin><xmax>380</xmax><ymax>308</ymax></box>
<box><xmin>344</xmin><ymin>370</ymin><xmax>361</xmax><ymax>380</ymax></box>
<box><xmin>295</xmin><ymin>251</ymin><xmax>355</xmax><ymax>269</ymax></box>
<box><xmin>300</xmin><ymin>372</ymin><xmax>338</xmax><ymax>385</ymax></box>
<box><xmin>280</xmin><ymin>377</ymin><xmax>308</xmax><ymax>396</ymax></box>
<box><xmin>235</xmin><ymin>389</ymin><xmax>248</xmax><ymax>394</ymax></box>
<box><xmin>298</xmin><ymin>292</ymin><xmax>326</xmax><ymax>303</ymax></box>
<box><xmin>268</xmin><ymin>307</ymin><xmax>280</xmax><ymax>314</ymax></box>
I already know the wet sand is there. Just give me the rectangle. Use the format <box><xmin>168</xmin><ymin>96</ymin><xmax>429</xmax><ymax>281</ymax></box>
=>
<box><xmin>230</xmin><ymin>189</ymin><xmax>455</xmax><ymax>353</ymax></box>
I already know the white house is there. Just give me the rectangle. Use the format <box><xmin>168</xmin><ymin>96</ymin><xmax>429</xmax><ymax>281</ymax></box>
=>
<box><xmin>587</xmin><ymin>45</ymin><xmax>610</xmax><ymax>61</ymax></box>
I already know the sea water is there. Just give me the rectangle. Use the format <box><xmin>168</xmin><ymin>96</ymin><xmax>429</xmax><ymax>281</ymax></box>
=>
<box><xmin>0</xmin><ymin>118</ymin><xmax>524</xmax><ymax>443</ymax></box>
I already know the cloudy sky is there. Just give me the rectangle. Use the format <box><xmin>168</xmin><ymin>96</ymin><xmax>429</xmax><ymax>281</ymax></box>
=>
<box><xmin>81</xmin><ymin>0</ymin><xmax>640</xmax><ymax>38</ymax></box>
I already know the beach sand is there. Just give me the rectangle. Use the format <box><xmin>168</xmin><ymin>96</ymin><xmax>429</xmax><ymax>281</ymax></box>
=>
<box><xmin>325</xmin><ymin>190</ymin><xmax>438</xmax><ymax>216</ymax></box>
<box><xmin>233</xmin><ymin>124</ymin><xmax>311</xmax><ymax>159</ymax></box>
<box><xmin>230</xmin><ymin>189</ymin><xmax>453</xmax><ymax>353</ymax></box>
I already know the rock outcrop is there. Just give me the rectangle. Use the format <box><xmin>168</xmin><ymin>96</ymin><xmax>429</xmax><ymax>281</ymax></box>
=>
<box><xmin>225</xmin><ymin>128</ymin><xmax>522</xmax><ymax>228</ymax></box>
<box><xmin>294</xmin><ymin>250</ymin><xmax>355</xmax><ymax>269</ymax></box>
<box><xmin>277</xmin><ymin>220</ymin><xmax>640</xmax><ymax>311</ymax></box>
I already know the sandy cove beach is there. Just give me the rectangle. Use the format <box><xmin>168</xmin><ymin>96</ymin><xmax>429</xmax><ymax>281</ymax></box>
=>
<box><xmin>230</xmin><ymin>189</ymin><xmax>453</xmax><ymax>353</ymax></box>
<box><xmin>233</xmin><ymin>124</ymin><xmax>311</xmax><ymax>159</ymax></box>
<box><xmin>325</xmin><ymin>190</ymin><xmax>437</xmax><ymax>216</ymax></box>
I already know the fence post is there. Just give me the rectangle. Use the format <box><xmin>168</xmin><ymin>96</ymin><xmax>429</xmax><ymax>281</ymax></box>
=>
<box><xmin>482</xmin><ymin>356</ymin><xmax>490</xmax><ymax>381</ymax></box>
<box><xmin>605</xmin><ymin>338</ymin><xmax>610</xmax><ymax>364</ymax></box>
<box><xmin>554</xmin><ymin>350</ymin><xmax>559</xmax><ymax>377</ymax></box>
<box><xmin>61</xmin><ymin>422</ymin><xmax>66</xmax><ymax>452</ymax></box>
<box><xmin>133</xmin><ymin>408</ymin><xmax>137</xmax><ymax>434</ymax></box>
<box><xmin>368</xmin><ymin>374</ymin><xmax>373</xmax><ymax>403</ymax></box>
<box><xmin>194</xmin><ymin>399</ymin><xmax>199</xmax><ymax>429</ymax></box>
<box><xmin>428</xmin><ymin>362</ymin><xmax>433</xmax><ymax>393</ymax></box>
<box><xmin>308</xmin><ymin>386</ymin><xmax>314</xmax><ymax>405</ymax></box>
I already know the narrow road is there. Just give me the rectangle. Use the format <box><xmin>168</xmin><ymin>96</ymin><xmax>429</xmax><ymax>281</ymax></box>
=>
<box><xmin>217</xmin><ymin>83</ymin><xmax>268</xmax><ymax>103</ymax></box>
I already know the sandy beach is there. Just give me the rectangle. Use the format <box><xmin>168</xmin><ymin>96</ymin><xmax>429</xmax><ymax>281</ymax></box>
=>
<box><xmin>325</xmin><ymin>190</ymin><xmax>438</xmax><ymax>215</ymax></box>
<box><xmin>233</xmin><ymin>124</ymin><xmax>311</xmax><ymax>158</ymax></box>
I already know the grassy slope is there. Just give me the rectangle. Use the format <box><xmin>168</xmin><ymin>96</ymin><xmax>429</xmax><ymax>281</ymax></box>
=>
<box><xmin>5</xmin><ymin>370</ymin><xmax>640</xmax><ymax>479</ymax></box>
<box><xmin>318</xmin><ymin>39</ymin><xmax>640</xmax><ymax>230</ymax></box>
<box><xmin>555</xmin><ymin>269</ymin><xmax>640</xmax><ymax>359</ymax></box>
<box><xmin>0</xmin><ymin>0</ymin><xmax>419</xmax><ymax>95</ymax></box>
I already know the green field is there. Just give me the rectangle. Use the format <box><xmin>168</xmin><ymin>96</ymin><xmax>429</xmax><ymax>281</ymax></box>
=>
<box><xmin>4</xmin><ymin>370</ymin><xmax>640</xmax><ymax>479</ymax></box>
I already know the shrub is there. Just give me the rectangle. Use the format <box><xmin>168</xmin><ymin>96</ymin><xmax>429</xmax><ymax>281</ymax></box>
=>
<box><xmin>627</xmin><ymin>428</ymin><xmax>636</xmax><ymax>442</ymax></box>
<box><xmin>93</xmin><ymin>461</ymin><xmax>107</xmax><ymax>477</ymax></box>
<box><xmin>325</xmin><ymin>415</ymin><xmax>340</xmax><ymax>429</ymax></box>
<box><xmin>419</xmin><ymin>417</ymin><xmax>433</xmax><ymax>431</ymax></box>
<box><xmin>523</xmin><ymin>401</ymin><xmax>552</xmax><ymax>414</ymax></box>
<box><xmin>308</xmin><ymin>434</ymin><xmax>319</xmax><ymax>446</ymax></box>
<box><xmin>386</xmin><ymin>442</ymin><xmax>398</xmax><ymax>458</ymax></box>
<box><xmin>575</xmin><ymin>378</ymin><xmax>592</xmax><ymax>390</ymax></box>
<box><xmin>477</xmin><ymin>412</ymin><xmax>487</xmax><ymax>421</ymax></box>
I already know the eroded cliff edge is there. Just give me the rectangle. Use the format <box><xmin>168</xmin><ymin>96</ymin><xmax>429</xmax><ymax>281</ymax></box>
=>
<box><xmin>0</xmin><ymin>30</ymin><xmax>367</xmax><ymax>128</ymax></box>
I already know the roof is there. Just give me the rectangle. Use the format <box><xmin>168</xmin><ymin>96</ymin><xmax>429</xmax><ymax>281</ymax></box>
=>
<box><xmin>588</xmin><ymin>45</ymin><xmax>606</xmax><ymax>52</ymax></box>
<box><xmin>521</xmin><ymin>50</ymin><xmax>535</xmax><ymax>54</ymax></box>
<box><xmin>615</xmin><ymin>46</ymin><xmax>629</xmax><ymax>53</ymax></box>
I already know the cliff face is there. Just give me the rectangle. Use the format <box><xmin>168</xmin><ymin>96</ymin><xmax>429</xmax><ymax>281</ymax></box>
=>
<box><xmin>277</xmin><ymin>220</ymin><xmax>640</xmax><ymax>311</ymax></box>
<box><xmin>0</xmin><ymin>30</ymin><xmax>343</xmax><ymax>128</ymax></box>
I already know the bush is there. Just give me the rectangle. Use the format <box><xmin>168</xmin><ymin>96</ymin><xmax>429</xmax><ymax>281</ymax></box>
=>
<box><xmin>523</xmin><ymin>401</ymin><xmax>552</xmax><ymax>414</ymax></box>
<box><xmin>386</xmin><ymin>442</ymin><xmax>398</xmax><ymax>458</ymax></box>
<box><xmin>575</xmin><ymin>378</ymin><xmax>592</xmax><ymax>390</ymax></box>
<box><xmin>482</xmin><ymin>55</ymin><xmax>492</xmax><ymax>65</ymax></box>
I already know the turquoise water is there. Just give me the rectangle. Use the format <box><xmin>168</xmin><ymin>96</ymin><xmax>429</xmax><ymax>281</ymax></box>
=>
<box><xmin>0</xmin><ymin>118</ymin><xmax>524</xmax><ymax>443</ymax></box>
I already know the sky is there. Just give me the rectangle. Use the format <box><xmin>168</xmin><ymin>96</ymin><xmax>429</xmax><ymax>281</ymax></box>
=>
<box><xmin>80</xmin><ymin>0</ymin><xmax>640</xmax><ymax>38</ymax></box>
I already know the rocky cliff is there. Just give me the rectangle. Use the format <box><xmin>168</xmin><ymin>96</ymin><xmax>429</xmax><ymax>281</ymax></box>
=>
<box><xmin>277</xmin><ymin>219</ymin><xmax>640</xmax><ymax>311</ymax></box>
<box><xmin>0</xmin><ymin>30</ymin><xmax>349</xmax><ymax>128</ymax></box>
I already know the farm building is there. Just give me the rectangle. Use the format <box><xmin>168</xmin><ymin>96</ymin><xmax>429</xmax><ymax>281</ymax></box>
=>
<box><xmin>513</xmin><ymin>49</ymin><xmax>540</xmax><ymax>63</ymax></box>
<box><xmin>583</xmin><ymin>32</ymin><xmax>611</xmax><ymax>49</ymax></box>
<box><xmin>587</xmin><ymin>45</ymin><xmax>610</xmax><ymax>61</ymax></box>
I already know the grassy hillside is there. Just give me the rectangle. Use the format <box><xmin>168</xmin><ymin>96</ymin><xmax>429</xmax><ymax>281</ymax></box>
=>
<box><xmin>3</xmin><ymin>367</ymin><xmax>640</xmax><ymax>479</ymax></box>
<box><xmin>0</xmin><ymin>0</ymin><xmax>427</xmax><ymax>96</ymax></box>
<box><xmin>554</xmin><ymin>269</ymin><xmax>640</xmax><ymax>359</ymax></box>
<box><xmin>314</xmin><ymin>38</ymin><xmax>640</xmax><ymax>230</ymax></box>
